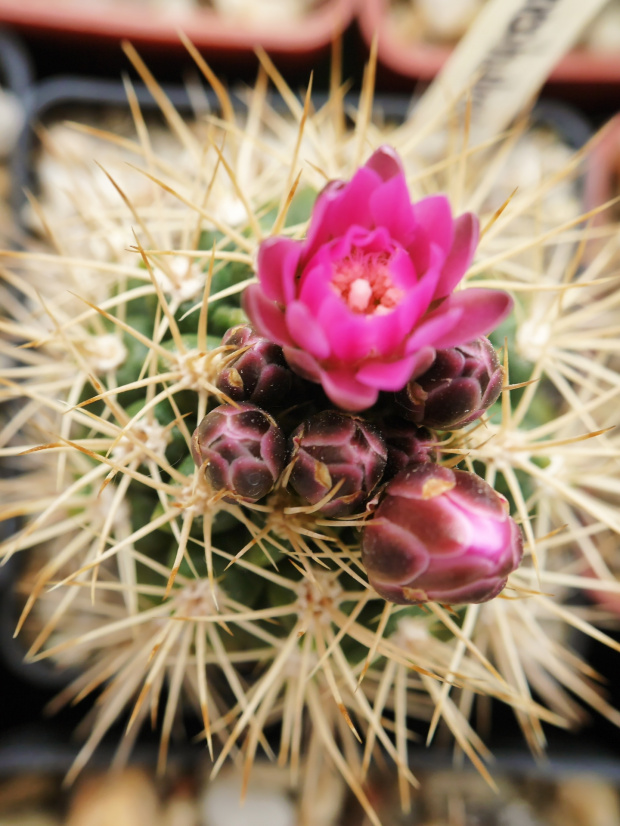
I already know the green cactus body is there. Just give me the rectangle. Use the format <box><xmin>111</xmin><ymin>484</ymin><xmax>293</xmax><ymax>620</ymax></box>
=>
<box><xmin>1</xmin><ymin>48</ymin><xmax>619</xmax><ymax>826</ymax></box>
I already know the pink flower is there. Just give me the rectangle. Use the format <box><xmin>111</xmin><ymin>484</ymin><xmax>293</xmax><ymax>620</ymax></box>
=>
<box><xmin>361</xmin><ymin>464</ymin><xmax>524</xmax><ymax>605</ymax></box>
<box><xmin>243</xmin><ymin>146</ymin><xmax>512</xmax><ymax>411</ymax></box>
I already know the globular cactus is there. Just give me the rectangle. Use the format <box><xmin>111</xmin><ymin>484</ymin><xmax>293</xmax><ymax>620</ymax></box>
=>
<box><xmin>1</xmin><ymin>40</ymin><xmax>619</xmax><ymax>826</ymax></box>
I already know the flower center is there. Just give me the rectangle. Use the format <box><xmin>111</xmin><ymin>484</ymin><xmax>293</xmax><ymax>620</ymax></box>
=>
<box><xmin>331</xmin><ymin>248</ymin><xmax>404</xmax><ymax>315</ymax></box>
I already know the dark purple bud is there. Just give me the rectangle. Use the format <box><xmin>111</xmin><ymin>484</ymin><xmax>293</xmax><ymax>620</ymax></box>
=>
<box><xmin>288</xmin><ymin>410</ymin><xmax>387</xmax><ymax>517</ymax></box>
<box><xmin>377</xmin><ymin>417</ymin><xmax>436</xmax><ymax>479</ymax></box>
<box><xmin>395</xmin><ymin>336</ymin><xmax>504</xmax><ymax>429</ymax></box>
<box><xmin>216</xmin><ymin>324</ymin><xmax>293</xmax><ymax>410</ymax></box>
<box><xmin>361</xmin><ymin>463</ymin><xmax>523</xmax><ymax>605</ymax></box>
<box><xmin>191</xmin><ymin>403</ymin><xmax>286</xmax><ymax>502</ymax></box>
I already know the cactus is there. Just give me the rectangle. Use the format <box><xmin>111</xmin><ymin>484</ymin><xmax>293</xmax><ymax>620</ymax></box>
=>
<box><xmin>1</xmin><ymin>42</ymin><xmax>620</xmax><ymax>826</ymax></box>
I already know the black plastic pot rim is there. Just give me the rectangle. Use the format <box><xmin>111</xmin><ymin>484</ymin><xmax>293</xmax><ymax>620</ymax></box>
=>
<box><xmin>0</xmin><ymin>27</ymin><xmax>34</xmax><ymax>98</ymax></box>
<box><xmin>9</xmin><ymin>73</ymin><xmax>592</xmax><ymax>226</ymax></box>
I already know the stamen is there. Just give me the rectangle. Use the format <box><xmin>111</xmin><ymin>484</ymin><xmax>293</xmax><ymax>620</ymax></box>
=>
<box><xmin>331</xmin><ymin>248</ymin><xmax>404</xmax><ymax>315</ymax></box>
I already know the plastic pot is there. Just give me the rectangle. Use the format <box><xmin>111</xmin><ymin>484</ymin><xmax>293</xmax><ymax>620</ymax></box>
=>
<box><xmin>357</xmin><ymin>0</ymin><xmax>620</xmax><ymax>102</ymax></box>
<box><xmin>0</xmin><ymin>0</ymin><xmax>356</xmax><ymax>67</ymax></box>
<box><xmin>0</xmin><ymin>27</ymin><xmax>33</xmax><ymax>98</ymax></box>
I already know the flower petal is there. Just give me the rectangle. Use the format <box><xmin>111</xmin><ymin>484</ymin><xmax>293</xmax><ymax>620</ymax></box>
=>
<box><xmin>320</xmin><ymin>296</ymin><xmax>377</xmax><ymax>361</ymax></box>
<box><xmin>414</xmin><ymin>195</ymin><xmax>454</xmax><ymax>257</ymax></box>
<box><xmin>389</xmin><ymin>243</ymin><xmax>444</xmax><ymax>330</ymax></box>
<box><xmin>367</xmin><ymin>248</ymin><xmax>433</xmax><ymax>357</ymax></box>
<box><xmin>404</xmin><ymin>306</ymin><xmax>464</xmax><ymax>353</ymax></box>
<box><xmin>303</xmin><ymin>168</ymin><xmax>381</xmax><ymax>258</ymax></box>
<box><xmin>364</xmin><ymin>145</ymin><xmax>405</xmax><ymax>181</ymax></box>
<box><xmin>285</xmin><ymin>301</ymin><xmax>331</xmax><ymax>360</ymax></box>
<box><xmin>298</xmin><ymin>249</ymin><xmax>337</xmax><ymax>314</ymax></box>
<box><xmin>369</xmin><ymin>172</ymin><xmax>417</xmax><ymax>247</ymax></box>
<box><xmin>257</xmin><ymin>236</ymin><xmax>302</xmax><ymax>303</ymax></box>
<box><xmin>355</xmin><ymin>348</ymin><xmax>434</xmax><ymax>390</ymax></box>
<box><xmin>321</xmin><ymin>368</ymin><xmax>380</xmax><ymax>411</ymax></box>
<box><xmin>242</xmin><ymin>285</ymin><xmax>294</xmax><ymax>347</ymax></box>
<box><xmin>282</xmin><ymin>346</ymin><xmax>322</xmax><ymax>383</ymax></box>
<box><xmin>425</xmin><ymin>288</ymin><xmax>513</xmax><ymax>349</ymax></box>
<box><xmin>434</xmin><ymin>212</ymin><xmax>480</xmax><ymax>299</ymax></box>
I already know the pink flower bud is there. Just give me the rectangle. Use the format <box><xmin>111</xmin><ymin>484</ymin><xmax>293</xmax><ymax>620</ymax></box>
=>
<box><xmin>361</xmin><ymin>464</ymin><xmax>523</xmax><ymax>604</ymax></box>
<box><xmin>376</xmin><ymin>417</ymin><xmax>436</xmax><ymax>479</ymax></box>
<box><xmin>191</xmin><ymin>403</ymin><xmax>286</xmax><ymax>503</ymax></box>
<box><xmin>396</xmin><ymin>336</ymin><xmax>503</xmax><ymax>429</ymax></box>
<box><xmin>288</xmin><ymin>410</ymin><xmax>387</xmax><ymax>517</ymax></box>
<box><xmin>216</xmin><ymin>324</ymin><xmax>294</xmax><ymax>410</ymax></box>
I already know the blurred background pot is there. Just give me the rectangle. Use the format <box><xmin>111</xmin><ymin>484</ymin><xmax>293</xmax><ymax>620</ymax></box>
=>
<box><xmin>0</xmin><ymin>0</ymin><xmax>356</xmax><ymax>70</ymax></box>
<box><xmin>357</xmin><ymin>0</ymin><xmax>620</xmax><ymax>107</ymax></box>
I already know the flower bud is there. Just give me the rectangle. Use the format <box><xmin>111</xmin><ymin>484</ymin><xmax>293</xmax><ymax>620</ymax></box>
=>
<box><xmin>377</xmin><ymin>418</ymin><xmax>436</xmax><ymax>479</ymax></box>
<box><xmin>396</xmin><ymin>336</ymin><xmax>503</xmax><ymax>429</ymax></box>
<box><xmin>288</xmin><ymin>410</ymin><xmax>387</xmax><ymax>517</ymax></box>
<box><xmin>216</xmin><ymin>324</ymin><xmax>294</xmax><ymax>410</ymax></box>
<box><xmin>361</xmin><ymin>464</ymin><xmax>523</xmax><ymax>605</ymax></box>
<box><xmin>191</xmin><ymin>403</ymin><xmax>286</xmax><ymax>502</ymax></box>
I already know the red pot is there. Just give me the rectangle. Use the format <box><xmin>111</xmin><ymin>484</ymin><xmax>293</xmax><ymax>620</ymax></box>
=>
<box><xmin>358</xmin><ymin>0</ymin><xmax>620</xmax><ymax>97</ymax></box>
<box><xmin>0</xmin><ymin>0</ymin><xmax>356</xmax><ymax>64</ymax></box>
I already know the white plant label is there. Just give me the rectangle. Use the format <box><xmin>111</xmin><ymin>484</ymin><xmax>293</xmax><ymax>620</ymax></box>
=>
<box><xmin>411</xmin><ymin>0</ymin><xmax>611</xmax><ymax>143</ymax></box>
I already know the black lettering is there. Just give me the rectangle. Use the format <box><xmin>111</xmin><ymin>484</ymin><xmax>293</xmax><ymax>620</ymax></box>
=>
<box><xmin>508</xmin><ymin>8</ymin><xmax>548</xmax><ymax>36</ymax></box>
<box><xmin>469</xmin><ymin>0</ymin><xmax>561</xmax><ymax>113</ymax></box>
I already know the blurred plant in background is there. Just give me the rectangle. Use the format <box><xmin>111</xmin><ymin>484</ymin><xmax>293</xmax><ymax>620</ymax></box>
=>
<box><xmin>1</xmin><ymin>38</ymin><xmax>620</xmax><ymax>826</ymax></box>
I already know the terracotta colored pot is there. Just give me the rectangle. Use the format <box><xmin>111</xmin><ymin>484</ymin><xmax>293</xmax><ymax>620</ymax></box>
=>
<box><xmin>358</xmin><ymin>0</ymin><xmax>620</xmax><ymax>92</ymax></box>
<box><xmin>580</xmin><ymin>113</ymin><xmax>620</xmax><ymax>262</ymax></box>
<box><xmin>585</xmin><ymin>114</ymin><xmax>620</xmax><ymax>218</ymax></box>
<box><xmin>0</xmin><ymin>0</ymin><xmax>355</xmax><ymax>63</ymax></box>
<box><xmin>582</xmin><ymin>564</ymin><xmax>620</xmax><ymax>617</ymax></box>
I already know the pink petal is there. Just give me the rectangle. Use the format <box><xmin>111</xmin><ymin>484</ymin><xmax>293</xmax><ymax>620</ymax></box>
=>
<box><xmin>328</xmin><ymin>167</ymin><xmax>381</xmax><ymax>234</ymax></box>
<box><xmin>320</xmin><ymin>295</ymin><xmax>377</xmax><ymax>362</ymax></box>
<box><xmin>298</xmin><ymin>180</ymin><xmax>344</xmax><ymax>263</ymax></box>
<box><xmin>349</xmin><ymin>224</ymin><xmax>394</xmax><ymax>255</ymax></box>
<box><xmin>355</xmin><ymin>351</ymin><xmax>431</xmax><ymax>391</ymax></box>
<box><xmin>404</xmin><ymin>306</ymin><xmax>464</xmax><ymax>353</ymax></box>
<box><xmin>242</xmin><ymin>285</ymin><xmax>294</xmax><ymax>347</ymax></box>
<box><xmin>369</xmin><ymin>172</ymin><xmax>416</xmax><ymax>247</ymax></box>
<box><xmin>388</xmin><ymin>244</ymin><xmax>444</xmax><ymax>331</ymax></box>
<box><xmin>369</xmin><ymin>307</ymin><xmax>416</xmax><ymax>358</ymax></box>
<box><xmin>285</xmin><ymin>301</ymin><xmax>332</xmax><ymax>360</ymax></box>
<box><xmin>405</xmin><ymin>226</ymin><xmax>431</xmax><ymax>275</ymax></box>
<box><xmin>365</xmin><ymin>248</ymin><xmax>433</xmax><ymax>357</ymax></box>
<box><xmin>409</xmin><ymin>346</ymin><xmax>437</xmax><ymax>380</ymax></box>
<box><xmin>364</xmin><ymin>145</ymin><xmax>404</xmax><ymax>182</ymax></box>
<box><xmin>385</xmin><ymin>242</ymin><xmax>419</xmax><ymax>289</ymax></box>
<box><xmin>320</xmin><ymin>368</ymin><xmax>380</xmax><ymax>411</ymax></box>
<box><xmin>282</xmin><ymin>346</ymin><xmax>322</xmax><ymax>383</ymax></box>
<box><xmin>414</xmin><ymin>195</ymin><xmax>454</xmax><ymax>257</ymax></box>
<box><xmin>257</xmin><ymin>237</ymin><xmax>302</xmax><ymax>303</ymax></box>
<box><xmin>434</xmin><ymin>212</ymin><xmax>480</xmax><ymax>300</ymax></box>
<box><xmin>425</xmin><ymin>289</ymin><xmax>513</xmax><ymax>349</ymax></box>
<box><xmin>303</xmin><ymin>168</ymin><xmax>380</xmax><ymax>259</ymax></box>
<box><xmin>298</xmin><ymin>249</ymin><xmax>338</xmax><ymax>314</ymax></box>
